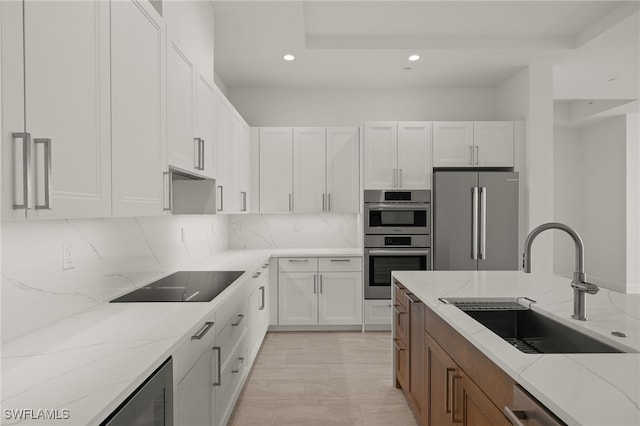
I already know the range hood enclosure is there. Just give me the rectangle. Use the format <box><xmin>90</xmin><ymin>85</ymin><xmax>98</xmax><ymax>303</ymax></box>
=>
<box><xmin>170</xmin><ymin>170</ymin><xmax>216</xmax><ymax>214</ymax></box>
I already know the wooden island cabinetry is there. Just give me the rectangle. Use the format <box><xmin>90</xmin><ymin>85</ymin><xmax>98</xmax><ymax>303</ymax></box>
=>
<box><xmin>393</xmin><ymin>278</ymin><xmax>515</xmax><ymax>425</ymax></box>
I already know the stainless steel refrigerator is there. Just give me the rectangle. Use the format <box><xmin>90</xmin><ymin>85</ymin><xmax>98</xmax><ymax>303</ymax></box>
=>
<box><xmin>433</xmin><ymin>171</ymin><xmax>519</xmax><ymax>270</ymax></box>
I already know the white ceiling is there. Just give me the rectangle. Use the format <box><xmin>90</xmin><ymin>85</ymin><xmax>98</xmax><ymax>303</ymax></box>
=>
<box><xmin>213</xmin><ymin>1</ymin><xmax>639</xmax><ymax>100</ymax></box>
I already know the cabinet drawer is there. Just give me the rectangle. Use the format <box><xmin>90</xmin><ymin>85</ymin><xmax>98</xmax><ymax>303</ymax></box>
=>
<box><xmin>217</xmin><ymin>302</ymin><xmax>248</xmax><ymax>368</ymax></box>
<box><xmin>394</xmin><ymin>305</ymin><xmax>409</xmax><ymax>344</ymax></box>
<box><xmin>173</xmin><ymin>311</ymin><xmax>217</xmax><ymax>383</ymax></box>
<box><xmin>249</xmin><ymin>262</ymin><xmax>270</xmax><ymax>290</ymax></box>
<box><xmin>394</xmin><ymin>281</ymin><xmax>408</xmax><ymax>311</ymax></box>
<box><xmin>215</xmin><ymin>334</ymin><xmax>248</xmax><ymax>426</ymax></box>
<box><xmin>278</xmin><ymin>257</ymin><xmax>318</xmax><ymax>272</ymax></box>
<box><xmin>394</xmin><ymin>337</ymin><xmax>409</xmax><ymax>390</ymax></box>
<box><xmin>318</xmin><ymin>256</ymin><xmax>362</xmax><ymax>272</ymax></box>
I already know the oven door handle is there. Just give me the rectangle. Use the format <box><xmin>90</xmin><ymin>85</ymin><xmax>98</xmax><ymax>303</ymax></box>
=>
<box><xmin>367</xmin><ymin>203</ymin><xmax>430</xmax><ymax>210</ymax></box>
<box><xmin>367</xmin><ymin>249</ymin><xmax>430</xmax><ymax>256</ymax></box>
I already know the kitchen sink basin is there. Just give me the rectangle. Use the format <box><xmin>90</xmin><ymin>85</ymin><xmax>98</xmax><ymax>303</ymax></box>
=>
<box><xmin>441</xmin><ymin>298</ymin><xmax>627</xmax><ymax>354</ymax></box>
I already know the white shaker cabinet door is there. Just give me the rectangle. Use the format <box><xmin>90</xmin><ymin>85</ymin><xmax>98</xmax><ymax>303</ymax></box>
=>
<box><xmin>397</xmin><ymin>122</ymin><xmax>431</xmax><ymax>189</ymax></box>
<box><xmin>293</xmin><ymin>127</ymin><xmax>326</xmax><ymax>213</ymax></box>
<box><xmin>432</xmin><ymin>121</ymin><xmax>474</xmax><ymax>168</ymax></box>
<box><xmin>318</xmin><ymin>272</ymin><xmax>363</xmax><ymax>325</ymax></box>
<box><xmin>195</xmin><ymin>73</ymin><xmax>217</xmax><ymax>179</ymax></box>
<box><xmin>363</xmin><ymin>122</ymin><xmax>397</xmax><ymax>189</ymax></box>
<box><xmin>259</xmin><ymin>128</ymin><xmax>293</xmax><ymax>213</ymax></box>
<box><xmin>166</xmin><ymin>35</ymin><xmax>196</xmax><ymax>174</ymax></box>
<box><xmin>176</xmin><ymin>350</ymin><xmax>213</xmax><ymax>426</ymax></box>
<box><xmin>278</xmin><ymin>272</ymin><xmax>318</xmax><ymax>326</ymax></box>
<box><xmin>326</xmin><ymin>127</ymin><xmax>360</xmax><ymax>213</ymax></box>
<box><xmin>473</xmin><ymin>121</ymin><xmax>514</xmax><ymax>167</ymax></box>
<box><xmin>111</xmin><ymin>0</ymin><xmax>166</xmax><ymax>217</ymax></box>
<box><xmin>215</xmin><ymin>91</ymin><xmax>232</xmax><ymax>213</ymax></box>
<box><xmin>2</xmin><ymin>0</ymin><xmax>111</xmax><ymax>219</ymax></box>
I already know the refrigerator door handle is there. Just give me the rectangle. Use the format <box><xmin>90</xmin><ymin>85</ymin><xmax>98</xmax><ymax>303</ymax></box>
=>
<box><xmin>472</xmin><ymin>187</ymin><xmax>479</xmax><ymax>260</ymax></box>
<box><xmin>480</xmin><ymin>187</ymin><xmax>487</xmax><ymax>260</ymax></box>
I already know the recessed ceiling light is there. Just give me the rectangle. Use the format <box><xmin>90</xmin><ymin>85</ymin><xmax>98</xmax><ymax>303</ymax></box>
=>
<box><xmin>283</xmin><ymin>54</ymin><xmax>295</xmax><ymax>61</ymax></box>
<box><xmin>408</xmin><ymin>54</ymin><xmax>420</xmax><ymax>61</ymax></box>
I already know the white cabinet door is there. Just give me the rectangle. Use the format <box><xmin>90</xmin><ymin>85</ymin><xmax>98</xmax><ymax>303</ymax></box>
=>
<box><xmin>364</xmin><ymin>122</ymin><xmax>397</xmax><ymax>189</ymax></box>
<box><xmin>293</xmin><ymin>127</ymin><xmax>326</xmax><ymax>213</ymax></box>
<box><xmin>112</xmin><ymin>0</ymin><xmax>166</xmax><ymax>217</ymax></box>
<box><xmin>237</xmin><ymin>119</ymin><xmax>251</xmax><ymax>213</ymax></box>
<box><xmin>318</xmin><ymin>272</ymin><xmax>363</xmax><ymax>325</ymax></box>
<box><xmin>397</xmin><ymin>122</ymin><xmax>432</xmax><ymax>189</ymax></box>
<box><xmin>248</xmin><ymin>274</ymin><xmax>269</xmax><ymax>363</ymax></box>
<box><xmin>2</xmin><ymin>0</ymin><xmax>111</xmax><ymax>220</ymax></box>
<box><xmin>259</xmin><ymin>128</ymin><xmax>293</xmax><ymax>213</ymax></box>
<box><xmin>278</xmin><ymin>272</ymin><xmax>317</xmax><ymax>325</ymax></box>
<box><xmin>176</xmin><ymin>350</ymin><xmax>213</xmax><ymax>426</ymax></box>
<box><xmin>195</xmin><ymin>72</ymin><xmax>216</xmax><ymax>179</ymax></box>
<box><xmin>432</xmin><ymin>121</ymin><xmax>474</xmax><ymax>167</ymax></box>
<box><xmin>326</xmin><ymin>127</ymin><xmax>360</xmax><ymax>213</ymax></box>
<box><xmin>215</xmin><ymin>90</ymin><xmax>232</xmax><ymax>213</ymax></box>
<box><xmin>473</xmin><ymin>121</ymin><xmax>514</xmax><ymax>167</ymax></box>
<box><xmin>166</xmin><ymin>35</ymin><xmax>196</xmax><ymax>174</ymax></box>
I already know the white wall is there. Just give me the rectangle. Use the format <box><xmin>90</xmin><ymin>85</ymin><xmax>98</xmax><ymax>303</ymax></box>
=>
<box><xmin>229</xmin><ymin>214</ymin><xmax>358</xmax><ymax>249</ymax></box>
<box><xmin>553</xmin><ymin>116</ymin><xmax>627</xmax><ymax>292</ymax></box>
<box><xmin>228</xmin><ymin>87</ymin><xmax>498</xmax><ymax>127</ymax></box>
<box><xmin>1</xmin><ymin>215</ymin><xmax>229</xmax><ymax>343</ymax></box>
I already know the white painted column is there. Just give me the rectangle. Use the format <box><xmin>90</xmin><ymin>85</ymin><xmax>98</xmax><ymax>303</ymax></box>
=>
<box><xmin>626</xmin><ymin>112</ymin><xmax>640</xmax><ymax>293</ymax></box>
<box><xmin>526</xmin><ymin>62</ymin><xmax>555</xmax><ymax>274</ymax></box>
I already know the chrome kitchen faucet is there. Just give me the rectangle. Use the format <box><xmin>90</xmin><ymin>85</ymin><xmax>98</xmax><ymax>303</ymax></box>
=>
<box><xmin>523</xmin><ymin>222</ymin><xmax>599</xmax><ymax>321</ymax></box>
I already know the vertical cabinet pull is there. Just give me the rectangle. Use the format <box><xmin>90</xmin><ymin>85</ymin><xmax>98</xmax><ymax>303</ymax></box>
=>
<box><xmin>194</xmin><ymin>138</ymin><xmax>205</xmax><ymax>170</ymax></box>
<box><xmin>212</xmin><ymin>346</ymin><xmax>221</xmax><ymax>387</ymax></box>
<box><xmin>217</xmin><ymin>185</ymin><xmax>224</xmax><ymax>212</ymax></box>
<box><xmin>475</xmin><ymin>146</ymin><xmax>479</xmax><ymax>165</ymax></box>
<box><xmin>392</xmin><ymin>168</ymin><xmax>397</xmax><ymax>188</ymax></box>
<box><xmin>480</xmin><ymin>187</ymin><xmax>487</xmax><ymax>260</ymax></box>
<box><xmin>322</xmin><ymin>193</ymin><xmax>326</xmax><ymax>212</ymax></box>
<box><xmin>319</xmin><ymin>274</ymin><xmax>323</xmax><ymax>294</ymax></box>
<box><xmin>469</xmin><ymin>145</ymin><xmax>473</xmax><ymax>165</ymax></box>
<box><xmin>241</xmin><ymin>191</ymin><xmax>247</xmax><ymax>212</ymax></box>
<box><xmin>398</xmin><ymin>169</ymin><xmax>403</xmax><ymax>189</ymax></box>
<box><xmin>288</xmin><ymin>193</ymin><xmax>292</xmax><ymax>212</ymax></box>
<box><xmin>327</xmin><ymin>193</ymin><xmax>331</xmax><ymax>212</ymax></box>
<box><xmin>12</xmin><ymin>132</ymin><xmax>32</xmax><ymax>210</ymax></box>
<box><xmin>200</xmin><ymin>138</ymin><xmax>205</xmax><ymax>170</ymax></box>
<box><xmin>163</xmin><ymin>172</ymin><xmax>172</xmax><ymax>211</ymax></box>
<box><xmin>471</xmin><ymin>187</ymin><xmax>479</xmax><ymax>260</ymax></box>
<box><xmin>34</xmin><ymin>138</ymin><xmax>52</xmax><ymax>210</ymax></box>
<box><xmin>313</xmin><ymin>275</ymin><xmax>317</xmax><ymax>294</ymax></box>
<box><xmin>259</xmin><ymin>286</ymin><xmax>265</xmax><ymax>310</ymax></box>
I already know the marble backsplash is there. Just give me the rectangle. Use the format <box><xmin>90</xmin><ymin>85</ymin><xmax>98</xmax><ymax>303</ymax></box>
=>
<box><xmin>229</xmin><ymin>214</ymin><xmax>360</xmax><ymax>249</ymax></box>
<box><xmin>1</xmin><ymin>215</ymin><xmax>229</xmax><ymax>344</ymax></box>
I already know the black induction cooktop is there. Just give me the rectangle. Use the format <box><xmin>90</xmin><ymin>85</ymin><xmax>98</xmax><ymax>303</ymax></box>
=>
<box><xmin>110</xmin><ymin>270</ymin><xmax>245</xmax><ymax>303</ymax></box>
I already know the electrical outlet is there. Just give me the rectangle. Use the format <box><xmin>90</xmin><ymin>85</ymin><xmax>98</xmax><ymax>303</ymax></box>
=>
<box><xmin>62</xmin><ymin>243</ymin><xmax>75</xmax><ymax>270</ymax></box>
<box><xmin>337</xmin><ymin>223</ymin><xmax>344</xmax><ymax>231</ymax></box>
<box><xmin>292</xmin><ymin>223</ymin><xmax>299</xmax><ymax>232</ymax></box>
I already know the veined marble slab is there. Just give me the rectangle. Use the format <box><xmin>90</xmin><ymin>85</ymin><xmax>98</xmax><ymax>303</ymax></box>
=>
<box><xmin>392</xmin><ymin>270</ymin><xmax>640</xmax><ymax>426</ymax></box>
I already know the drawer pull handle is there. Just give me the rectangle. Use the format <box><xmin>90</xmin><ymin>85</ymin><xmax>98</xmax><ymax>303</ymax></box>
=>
<box><xmin>330</xmin><ymin>259</ymin><xmax>350</xmax><ymax>262</ymax></box>
<box><xmin>253</xmin><ymin>272</ymin><xmax>261</xmax><ymax>278</ymax></box>
<box><xmin>191</xmin><ymin>321</ymin><xmax>214</xmax><ymax>340</ymax></box>
<box><xmin>212</xmin><ymin>346</ymin><xmax>221</xmax><ymax>386</ymax></box>
<box><xmin>503</xmin><ymin>406</ymin><xmax>526</xmax><ymax>426</ymax></box>
<box><xmin>232</xmin><ymin>357</ymin><xmax>245</xmax><ymax>373</ymax></box>
<box><xmin>262</xmin><ymin>263</ymin><xmax>269</xmax><ymax>268</ymax></box>
<box><xmin>231</xmin><ymin>314</ymin><xmax>245</xmax><ymax>326</ymax></box>
<box><xmin>288</xmin><ymin>259</ymin><xmax>309</xmax><ymax>263</ymax></box>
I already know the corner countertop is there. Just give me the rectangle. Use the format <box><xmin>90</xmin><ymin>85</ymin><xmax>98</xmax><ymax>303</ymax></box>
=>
<box><xmin>392</xmin><ymin>270</ymin><xmax>640</xmax><ymax>426</ymax></box>
<box><xmin>0</xmin><ymin>247</ymin><xmax>361</xmax><ymax>426</ymax></box>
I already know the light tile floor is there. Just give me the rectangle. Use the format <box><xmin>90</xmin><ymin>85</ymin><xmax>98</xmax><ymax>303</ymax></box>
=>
<box><xmin>228</xmin><ymin>331</ymin><xmax>418</xmax><ymax>426</ymax></box>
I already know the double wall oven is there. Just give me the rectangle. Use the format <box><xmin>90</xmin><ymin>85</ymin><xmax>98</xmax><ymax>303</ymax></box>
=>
<box><xmin>364</xmin><ymin>190</ymin><xmax>431</xmax><ymax>299</ymax></box>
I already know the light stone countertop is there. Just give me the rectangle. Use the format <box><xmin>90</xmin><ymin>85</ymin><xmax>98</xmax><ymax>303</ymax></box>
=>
<box><xmin>392</xmin><ymin>270</ymin><xmax>640</xmax><ymax>426</ymax></box>
<box><xmin>0</xmin><ymin>248</ymin><xmax>360</xmax><ymax>426</ymax></box>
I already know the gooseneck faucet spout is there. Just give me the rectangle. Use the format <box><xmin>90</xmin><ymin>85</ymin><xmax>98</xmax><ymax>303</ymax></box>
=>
<box><xmin>523</xmin><ymin>222</ymin><xmax>599</xmax><ymax>321</ymax></box>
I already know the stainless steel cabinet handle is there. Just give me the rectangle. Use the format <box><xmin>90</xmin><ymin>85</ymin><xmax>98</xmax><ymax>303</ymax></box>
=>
<box><xmin>252</xmin><ymin>271</ymin><xmax>261</xmax><ymax>278</ymax></box>
<box><xmin>322</xmin><ymin>193</ymin><xmax>326</xmax><ymax>212</ymax></box>
<box><xmin>200</xmin><ymin>138</ymin><xmax>205</xmax><ymax>170</ymax></box>
<box><xmin>392</xmin><ymin>168</ymin><xmax>397</xmax><ymax>188</ymax></box>
<box><xmin>469</xmin><ymin>145</ymin><xmax>473</xmax><ymax>165</ymax></box>
<box><xmin>262</xmin><ymin>263</ymin><xmax>269</xmax><ymax>268</ymax></box>
<box><xmin>212</xmin><ymin>346</ymin><xmax>221</xmax><ymax>386</ymax></box>
<box><xmin>327</xmin><ymin>193</ymin><xmax>331</xmax><ymax>212</ymax></box>
<box><xmin>34</xmin><ymin>138</ymin><xmax>52</xmax><ymax>210</ymax></box>
<box><xmin>259</xmin><ymin>285</ymin><xmax>265</xmax><ymax>310</ymax></box>
<box><xmin>288</xmin><ymin>259</ymin><xmax>309</xmax><ymax>263</ymax></box>
<box><xmin>241</xmin><ymin>191</ymin><xmax>247</xmax><ymax>212</ymax></box>
<box><xmin>319</xmin><ymin>274</ymin><xmax>323</xmax><ymax>294</ymax></box>
<box><xmin>12</xmin><ymin>132</ymin><xmax>31</xmax><ymax>210</ymax></box>
<box><xmin>163</xmin><ymin>171</ymin><xmax>172</xmax><ymax>211</ymax></box>
<box><xmin>194</xmin><ymin>137</ymin><xmax>200</xmax><ymax>170</ymax></box>
<box><xmin>368</xmin><ymin>249</ymin><xmax>429</xmax><ymax>256</ymax></box>
<box><xmin>472</xmin><ymin>187</ymin><xmax>479</xmax><ymax>260</ymax></box>
<box><xmin>217</xmin><ymin>185</ymin><xmax>223</xmax><ymax>212</ymax></box>
<box><xmin>330</xmin><ymin>258</ymin><xmax>350</xmax><ymax>262</ymax></box>
<box><xmin>231</xmin><ymin>357</ymin><xmax>245</xmax><ymax>373</ymax></box>
<box><xmin>313</xmin><ymin>275</ymin><xmax>317</xmax><ymax>294</ymax></box>
<box><xmin>191</xmin><ymin>321</ymin><xmax>214</xmax><ymax>340</ymax></box>
<box><xmin>289</xmin><ymin>193</ymin><xmax>292</xmax><ymax>212</ymax></box>
<box><xmin>399</xmin><ymin>169</ymin><xmax>403</xmax><ymax>188</ymax></box>
<box><xmin>503</xmin><ymin>406</ymin><xmax>526</xmax><ymax>426</ymax></box>
<box><xmin>231</xmin><ymin>314</ymin><xmax>245</xmax><ymax>326</ymax></box>
<box><xmin>480</xmin><ymin>187</ymin><xmax>487</xmax><ymax>260</ymax></box>
<box><xmin>475</xmin><ymin>146</ymin><xmax>479</xmax><ymax>165</ymax></box>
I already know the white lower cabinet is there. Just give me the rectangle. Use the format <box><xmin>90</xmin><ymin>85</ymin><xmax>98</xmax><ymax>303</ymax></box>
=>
<box><xmin>364</xmin><ymin>299</ymin><xmax>393</xmax><ymax>326</ymax></box>
<box><xmin>278</xmin><ymin>257</ymin><xmax>363</xmax><ymax>326</ymax></box>
<box><xmin>176</xmin><ymin>349</ymin><xmax>213</xmax><ymax>426</ymax></box>
<box><xmin>248</xmin><ymin>263</ymin><xmax>271</xmax><ymax>363</ymax></box>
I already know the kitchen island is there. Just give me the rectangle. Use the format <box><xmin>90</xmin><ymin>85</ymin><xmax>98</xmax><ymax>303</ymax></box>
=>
<box><xmin>392</xmin><ymin>270</ymin><xmax>640</xmax><ymax>426</ymax></box>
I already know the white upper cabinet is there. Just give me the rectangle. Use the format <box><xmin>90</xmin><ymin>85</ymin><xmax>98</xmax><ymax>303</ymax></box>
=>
<box><xmin>432</xmin><ymin>121</ymin><xmax>514</xmax><ymax>167</ymax></box>
<box><xmin>326</xmin><ymin>127</ymin><xmax>360</xmax><ymax>213</ymax></box>
<box><xmin>259</xmin><ymin>128</ymin><xmax>293</xmax><ymax>213</ymax></box>
<box><xmin>363</xmin><ymin>122</ymin><xmax>397</xmax><ymax>190</ymax></box>
<box><xmin>111</xmin><ymin>0</ymin><xmax>166</xmax><ymax>217</ymax></box>
<box><xmin>215</xmin><ymin>90</ymin><xmax>233</xmax><ymax>213</ymax></box>
<box><xmin>473</xmin><ymin>121</ymin><xmax>514</xmax><ymax>167</ymax></box>
<box><xmin>432</xmin><ymin>121</ymin><xmax>474</xmax><ymax>167</ymax></box>
<box><xmin>293</xmin><ymin>127</ymin><xmax>326</xmax><ymax>213</ymax></box>
<box><xmin>195</xmin><ymin>74</ymin><xmax>217</xmax><ymax>179</ymax></box>
<box><xmin>397</xmin><ymin>122</ymin><xmax>432</xmax><ymax>189</ymax></box>
<box><xmin>2</xmin><ymin>0</ymin><xmax>111</xmax><ymax>220</ymax></box>
<box><xmin>236</xmin><ymin>116</ymin><xmax>251</xmax><ymax>213</ymax></box>
<box><xmin>364</xmin><ymin>121</ymin><xmax>431</xmax><ymax>189</ymax></box>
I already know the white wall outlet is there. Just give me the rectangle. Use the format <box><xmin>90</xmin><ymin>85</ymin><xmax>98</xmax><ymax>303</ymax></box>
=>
<box><xmin>62</xmin><ymin>243</ymin><xmax>75</xmax><ymax>270</ymax></box>
<box><xmin>337</xmin><ymin>223</ymin><xmax>345</xmax><ymax>231</ymax></box>
<box><xmin>292</xmin><ymin>223</ymin><xmax>299</xmax><ymax>232</ymax></box>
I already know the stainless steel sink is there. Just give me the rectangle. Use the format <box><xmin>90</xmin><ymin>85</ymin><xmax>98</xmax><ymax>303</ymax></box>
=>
<box><xmin>440</xmin><ymin>298</ymin><xmax>627</xmax><ymax>354</ymax></box>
